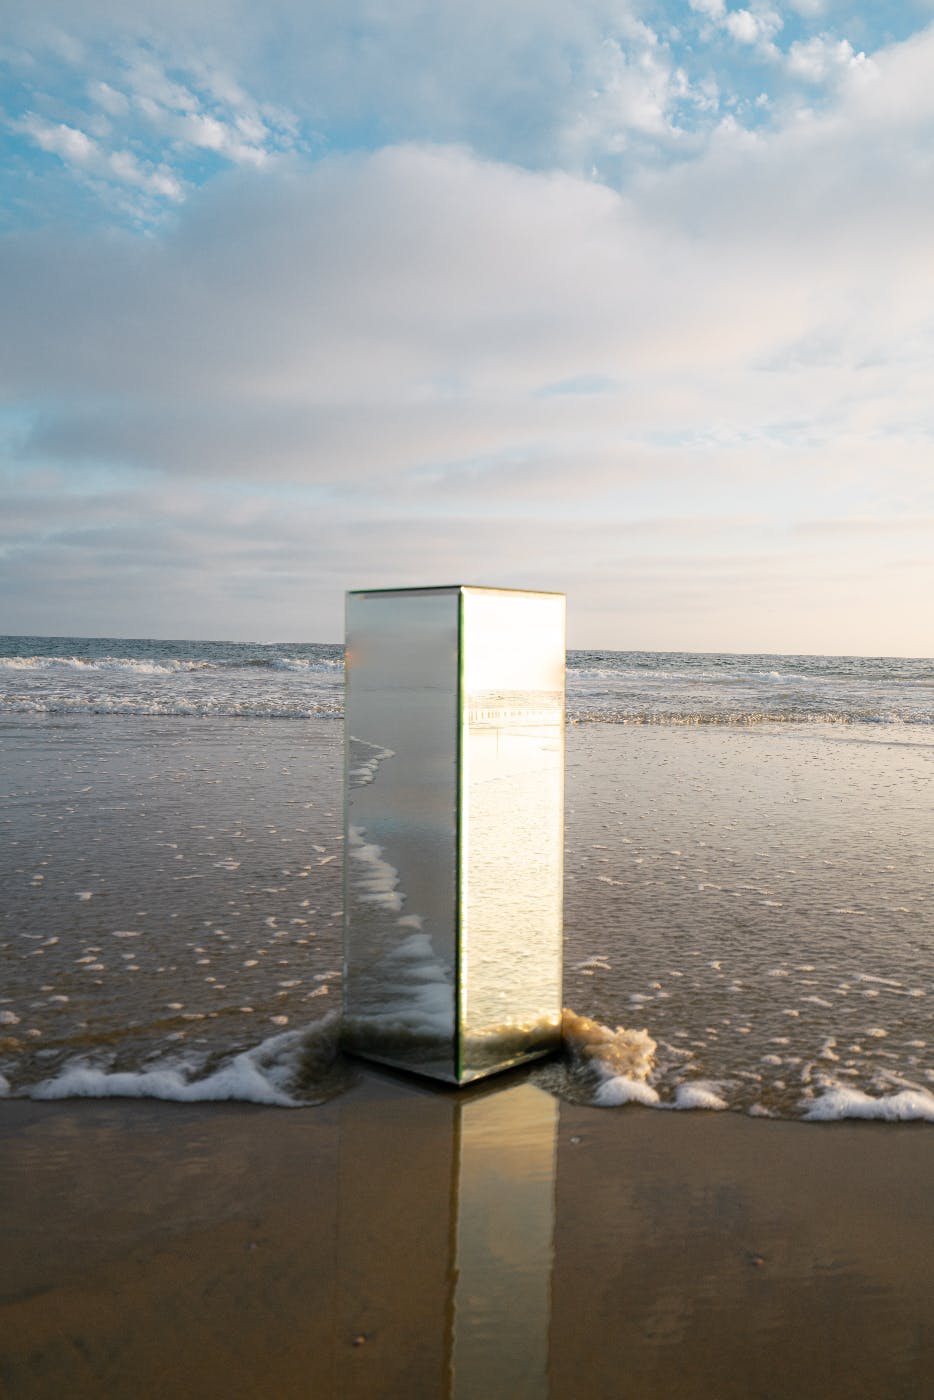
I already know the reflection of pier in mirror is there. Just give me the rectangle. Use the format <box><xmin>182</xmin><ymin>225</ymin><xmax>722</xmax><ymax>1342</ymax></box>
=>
<box><xmin>338</xmin><ymin>1076</ymin><xmax>558</xmax><ymax>1399</ymax></box>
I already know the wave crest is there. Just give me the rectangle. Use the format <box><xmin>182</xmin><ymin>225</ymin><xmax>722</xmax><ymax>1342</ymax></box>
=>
<box><xmin>29</xmin><ymin>1013</ymin><xmax>349</xmax><ymax>1107</ymax></box>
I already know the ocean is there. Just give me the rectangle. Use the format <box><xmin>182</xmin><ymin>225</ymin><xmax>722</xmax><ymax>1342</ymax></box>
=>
<box><xmin>1</xmin><ymin>635</ymin><xmax>932</xmax><ymax>1120</ymax></box>
<box><xmin>1</xmin><ymin>634</ymin><xmax>932</xmax><ymax>726</ymax></box>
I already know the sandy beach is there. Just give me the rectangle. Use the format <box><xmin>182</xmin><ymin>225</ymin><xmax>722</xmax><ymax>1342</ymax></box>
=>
<box><xmin>5</xmin><ymin>0</ymin><xmax>934</xmax><ymax>1374</ymax></box>
<box><xmin>2</xmin><ymin>650</ymin><xmax>932</xmax><ymax>1397</ymax></box>
<box><xmin>2</xmin><ymin>1067</ymin><xmax>933</xmax><ymax>1399</ymax></box>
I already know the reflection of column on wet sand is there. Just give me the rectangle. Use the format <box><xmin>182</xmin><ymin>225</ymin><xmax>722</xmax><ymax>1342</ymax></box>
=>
<box><xmin>337</xmin><ymin>1075</ymin><xmax>558</xmax><ymax>1400</ymax></box>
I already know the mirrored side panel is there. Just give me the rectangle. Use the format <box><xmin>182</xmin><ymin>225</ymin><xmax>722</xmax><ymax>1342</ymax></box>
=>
<box><xmin>343</xmin><ymin>589</ymin><xmax>460</xmax><ymax>1080</ymax></box>
<box><xmin>458</xmin><ymin>590</ymin><xmax>565</xmax><ymax>1080</ymax></box>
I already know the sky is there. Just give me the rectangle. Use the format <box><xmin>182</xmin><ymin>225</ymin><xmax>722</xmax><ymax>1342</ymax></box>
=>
<box><xmin>1</xmin><ymin>0</ymin><xmax>933</xmax><ymax>653</ymax></box>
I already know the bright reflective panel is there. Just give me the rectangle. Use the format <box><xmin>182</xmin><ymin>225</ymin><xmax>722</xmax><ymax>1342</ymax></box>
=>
<box><xmin>459</xmin><ymin>589</ymin><xmax>565</xmax><ymax>1079</ymax></box>
<box><xmin>343</xmin><ymin>586</ymin><xmax>564</xmax><ymax>1083</ymax></box>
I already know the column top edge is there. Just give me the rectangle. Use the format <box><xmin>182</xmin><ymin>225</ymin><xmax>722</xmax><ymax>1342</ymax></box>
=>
<box><xmin>346</xmin><ymin>585</ymin><xmax>565</xmax><ymax>599</ymax></box>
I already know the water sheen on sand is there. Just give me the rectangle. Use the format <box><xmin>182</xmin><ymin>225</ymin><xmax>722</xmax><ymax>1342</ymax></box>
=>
<box><xmin>2</xmin><ymin>694</ymin><xmax>931</xmax><ymax>1118</ymax></box>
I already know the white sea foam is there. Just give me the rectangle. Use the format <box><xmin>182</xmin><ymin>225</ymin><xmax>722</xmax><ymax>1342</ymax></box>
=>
<box><xmin>562</xmin><ymin>1010</ymin><xmax>660</xmax><ymax>1105</ymax></box>
<box><xmin>803</xmin><ymin>1086</ymin><xmax>934</xmax><ymax>1122</ymax></box>
<box><xmin>0</xmin><ymin>695</ymin><xmax>342</xmax><ymax>719</ymax></box>
<box><xmin>4</xmin><ymin>641</ymin><xmax>934</xmax><ymax>725</ymax></box>
<box><xmin>29</xmin><ymin>1015</ymin><xmax>342</xmax><ymax>1107</ymax></box>
<box><xmin>673</xmin><ymin>1081</ymin><xmax>729</xmax><ymax>1111</ymax></box>
<box><xmin>0</xmin><ymin>655</ymin><xmax>212</xmax><ymax>675</ymax></box>
<box><xmin>0</xmin><ymin>653</ymin><xmax>341</xmax><ymax>676</ymax></box>
<box><xmin>594</xmin><ymin>1075</ymin><xmax>660</xmax><ymax>1107</ymax></box>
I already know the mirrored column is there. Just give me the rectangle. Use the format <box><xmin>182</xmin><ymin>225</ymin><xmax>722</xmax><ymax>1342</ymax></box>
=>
<box><xmin>343</xmin><ymin>586</ymin><xmax>565</xmax><ymax>1083</ymax></box>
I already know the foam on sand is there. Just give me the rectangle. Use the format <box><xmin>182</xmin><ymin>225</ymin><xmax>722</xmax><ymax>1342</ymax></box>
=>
<box><xmin>561</xmin><ymin>1009</ymin><xmax>659</xmax><ymax>1106</ymax></box>
<box><xmin>672</xmin><ymin>1081</ymin><xmax>729</xmax><ymax>1111</ymax></box>
<box><xmin>558</xmin><ymin>1012</ymin><xmax>732</xmax><ymax>1110</ymax></box>
<box><xmin>29</xmin><ymin>1014</ymin><xmax>344</xmax><ymax>1108</ymax></box>
<box><xmin>803</xmin><ymin>1086</ymin><xmax>934</xmax><ymax>1122</ymax></box>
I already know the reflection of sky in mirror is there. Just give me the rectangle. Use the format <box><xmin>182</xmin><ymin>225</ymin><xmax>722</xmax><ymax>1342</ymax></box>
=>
<box><xmin>461</xmin><ymin>590</ymin><xmax>565</xmax><ymax>696</ymax></box>
<box><xmin>460</xmin><ymin>590</ymin><xmax>565</xmax><ymax>1079</ymax></box>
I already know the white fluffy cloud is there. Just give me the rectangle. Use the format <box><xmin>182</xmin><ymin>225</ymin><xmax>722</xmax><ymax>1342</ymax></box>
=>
<box><xmin>5</xmin><ymin>44</ymin><xmax>934</xmax><ymax>433</ymax></box>
<box><xmin>3</xmin><ymin>35</ymin><xmax>933</xmax><ymax>477</ymax></box>
<box><xmin>3</xmin><ymin>7</ymin><xmax>934</xmax><ymax>648</ymax></box>
<box><xmin>689</xmin><ymin>0</ymin><xmax>783</xmax><ymax>54</ymax></box>
<box><xmin>0</xmin><ymin>0</ymin><xmax>735</xmax><ymax>205</ymax></box>
<box><xmin>723</xmin><ymin>7</ymin><xmax>782</xmax><ymax>49</ymax></box>
<box><xmin>17</xmin><ymin>112</ymin><xmax>183</xmax><ymax>199</ymax></box>
<box><xmin>786</xmin><ymin>35</ymin><xmax>868</xmax><ymax>82</ymax></box>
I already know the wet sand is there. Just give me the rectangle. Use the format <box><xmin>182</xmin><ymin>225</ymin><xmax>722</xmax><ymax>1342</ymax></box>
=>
<box><xmin>2</xmin><ymin>1066</ymin><xmax>933</xmax><ymax>1400</ymax></box>
<box><xmin>3</xmin><ymin>717</ymin><xmax>932</xmax><ymax>1112</ymax></box>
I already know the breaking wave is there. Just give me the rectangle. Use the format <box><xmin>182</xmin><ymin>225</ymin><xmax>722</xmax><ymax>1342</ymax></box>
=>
<box><xmin>29</xmin><ymin>1014</ymin><xmax>349</xmax><ymax>1108</ymax></box>
<box><xmin>7</xmin><ymin>1004</ymin><xmax>933</xmax><ymax>1122</ymax></box>
<box><xmin>2</xmin><ymin>695</ymin><xmax>343</xmax><ymax>719</ymax></box>
<box><xmin>0</xmin><ymin>653</ymin><xmax>342</xmax><ymax>676</ymax></box>
<box><xmin>1</xmin><ymin>638</ymin><xmax>931</xmax><ymax>726</ymax></box>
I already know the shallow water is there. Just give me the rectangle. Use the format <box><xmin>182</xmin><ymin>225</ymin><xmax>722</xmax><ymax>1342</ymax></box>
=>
<box><xmin>0</xmin><ymin>716</ymin><xmax>345</xmax><ymax>1097</ymax></box>
<box><xmin>2</xmin><ymin>713</ymin><xmax>931</xmax><ymax>1119</ymax></box>
<box><xmin>557</xmin><ymin>724</ymin><xmax>933</xmax><ymax>1118</ymax></box>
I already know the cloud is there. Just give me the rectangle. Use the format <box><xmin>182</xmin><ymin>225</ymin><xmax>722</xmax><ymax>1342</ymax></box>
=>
<box><xmin>3</xmin><ymin>9</ymin><xmax>934</xmax><ymax>650</ymax></box>
<box><xmin>786</xmin><ymin>35</ymin><xmax>868</xmax><ymax>83</ymax></box>
<box><xmin>688</xmin><ymin>0</ymin><xmax>783</xmax><ymax>54</ymax></box>
<box><xmin>89</xmin><ymin>79</ymin><xmax>130</xmax><ymax>116</ymax></box>
<box><xmin>20</xmin><ymin>115</ymin><xmax>96</xmax><ymax>165</ymax></box>
<box><xmin>16</xmin><ymin>112</ymin><xmax>184</xmax><ymax>199</ymax></box>
<box><xmin>689</xmin><ymin>0</ymin><xmax>726</xmax><ymax>18</ymax></box>
<box><xmin>0</xmin><ymin>0</ymin><xmax>776</xmax><ymax>201</ymax></box>
<box><xmin>4</xmin><ymin>59</ymin><xmax>933</xmax><ymax>439</ymax></box>
<box><xmin>123</xmin><ymin>54</ymin><xmax>200</xmax><ymax>113</ymax></box>
<box><xmin>722</xmin><ymin>8</ymin><xmax>782</xmax><ymax>48</ymax></box>
<box><xmin>5</xmin><ymin>0</ymin><xmax>924</xmax><ymax>225</ymax></box>
<box><xmin>4</xmin><ymin>473</ymin><xmax>931</xmax><ymax>648</ymax></box>
<box><xmin>795</xmin><ymin>515</ymin><xmax>934</xmax><ymax>536</ymax></box>
<box><xmin>6</xmin><ymin>34</ymin><xmax>297</xmax><ymax>220</ymax></box>
<box><xmin>118</xmin><ymin>52</ymin><xmax>285</xmax><ymax>167</ymax></box>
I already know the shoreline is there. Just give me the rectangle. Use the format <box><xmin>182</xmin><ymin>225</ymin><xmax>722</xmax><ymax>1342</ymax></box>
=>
<box><xmin>2</xmin><ymin>715</ymin><xmax>931</xmax><ymax>1117</ymax></box>
<box><xmin>2</xmin><ymin>1070</ymin><xmax>933</xmax><ymax>1399</ymax></box>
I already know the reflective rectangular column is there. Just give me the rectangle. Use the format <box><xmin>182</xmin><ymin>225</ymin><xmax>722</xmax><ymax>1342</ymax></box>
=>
<box><xmin>343</xmin><ymin>585</ymin><xmax>565</xmax><ymax>1083</ymax></box>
